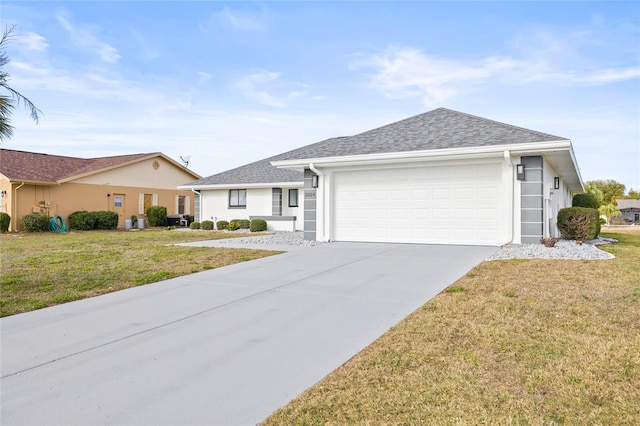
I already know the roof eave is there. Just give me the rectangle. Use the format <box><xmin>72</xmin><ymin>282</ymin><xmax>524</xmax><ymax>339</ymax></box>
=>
<box><xmin>7</xmin><ymin>179</ymin><xmax>58</xmax><ymax>186</ymax></box>
<box><xmin>178</xmin><ymin>181</ymin><xmax>304</xmax><ymax>190</ymax></box>
<box><xmin>272</xmin><ymin>140</ymin><xmax>573</xmax><ymax>168</ymax></box>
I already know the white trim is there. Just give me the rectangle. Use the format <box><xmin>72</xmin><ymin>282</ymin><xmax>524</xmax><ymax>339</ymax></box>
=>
<box><xmin>178</xmin><ymin>181</ymin><xmax>303</xmax><ymax>190</ymax></box>
<box><xmin>271</xmin><ymin>140</ymin><xmax>572</xmax><ymax>169</ymax></box>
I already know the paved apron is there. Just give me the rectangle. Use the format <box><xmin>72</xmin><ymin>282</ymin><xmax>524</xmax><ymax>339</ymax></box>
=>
<box><xmin>1</xmin><ymin>242</ymin><xmax>496</xmax><ymax>425</ymax></box>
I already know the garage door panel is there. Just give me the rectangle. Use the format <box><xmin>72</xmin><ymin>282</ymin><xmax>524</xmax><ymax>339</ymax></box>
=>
<box><xmin>333</xmin><ymin>163</ymin><xmax>503</xmax><ymax>245</ymax></box>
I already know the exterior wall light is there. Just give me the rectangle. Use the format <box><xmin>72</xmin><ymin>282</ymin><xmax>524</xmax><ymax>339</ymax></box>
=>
<box><xmin>554</xmin><ymin>177</ymin><xmax>560</xmax><ymax>189</ymax></box>
<box><xmin>312</xmin><ymin>175</ymin><xmax>319</xmax><ymax>188</ymax></box>
<box><xmin>516</xmin><ymin>164</ymin><xmax>525</xmax><ymax>181</ymax></box>
<box><xmin>0</xmin><ymin>190</ymin><xmax>6</xmax><ymax>198</ymax></box>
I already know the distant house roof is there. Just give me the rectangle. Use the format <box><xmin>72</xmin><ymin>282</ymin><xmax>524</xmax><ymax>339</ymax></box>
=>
<box><xmin>616</xmin><ymin>199</ymin><xmax>640</xmax><ymax>210</ymax></box>
<box><xmin>184</xmin><ymin>107</ymin><xmax>568</xmax><ymax>187</ymax></box>
<box><xmin>0</xmin><ymin>149</ymin><xmax>200</xmax><ymax>184</ymax></box>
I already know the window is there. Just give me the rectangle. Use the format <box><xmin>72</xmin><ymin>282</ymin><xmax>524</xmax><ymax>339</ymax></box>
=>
<box><xmin>114</xmin><ymin>196</ymin><xmax>123</xmax><ymax>208</ymax></box>
<box><xmin>178</xmin><ymin>196</ymin><xmax>185</xmax><ymax>214</ymax></box>
<box><xmin>229</xmin><ymin>189</ymin><xmax>247</xmax><ymax>208</ymax></box>
<box><xmin>288</xmin><ymin>189</ymin><xmax>298</xmax><ymax>207</ymax></box>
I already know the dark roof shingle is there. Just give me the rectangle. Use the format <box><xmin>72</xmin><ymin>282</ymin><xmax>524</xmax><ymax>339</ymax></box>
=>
<box><xmin>186</xmin><ymin>108</ymin><xmax>568</xmax><ymax>186</ymax></box>
<box><xmin>0</xmin><ymin>149</ymin><xmax>158</xmax><ymax>183</ymax></box>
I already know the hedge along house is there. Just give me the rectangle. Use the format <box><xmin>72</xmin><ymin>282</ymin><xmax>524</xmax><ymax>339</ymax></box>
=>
<box><xmin>179</xmin><ymin>155</ymin><xmax>304</xmax><ymax>231</ymax></box>
<box><xmin>182</xmin><ymin>108</ymin><xmax>584</xmax><ymax>244</ymax></box>
<box><xmin>0</xmin><ymin>149</ymin><xmax>201</xmax><ymax>232</ymax></box>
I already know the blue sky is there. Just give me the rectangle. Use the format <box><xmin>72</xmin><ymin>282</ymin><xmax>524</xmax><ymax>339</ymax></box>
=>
<box><xmin>3</xmin><ymin>1</ymin><xmax>639</xmax><ymax>190</ymax></box>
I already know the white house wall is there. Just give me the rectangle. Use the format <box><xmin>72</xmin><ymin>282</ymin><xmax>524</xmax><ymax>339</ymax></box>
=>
<box><xmin>199</xmin><ymin>187</ymin><xmax>302</xmax><ymax>230</ymax></box>
<box><xmin>543</xmin><ymin>158</ymin><xmax>572</xmax><ymax>238</ymax></box>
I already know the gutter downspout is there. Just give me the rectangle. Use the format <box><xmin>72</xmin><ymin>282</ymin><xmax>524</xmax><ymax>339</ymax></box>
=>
<box><xmin>13</xmin><ymin>182</ymin><xmax>26</xmax><ymax>232</ymax></box>
<box><xmin>502</xmin><ymin>151</ymin><xmax>515</xmax><ymax>245</ymax></box>
<box><xmin>191</xmin><ymin>188</ymin><xmax>201</xmax><ymax>223</ymax></box>
<box><xmin>309</xmin><ymin>163</ymin><xmax>328</xmax><ymax>242</ymax></box>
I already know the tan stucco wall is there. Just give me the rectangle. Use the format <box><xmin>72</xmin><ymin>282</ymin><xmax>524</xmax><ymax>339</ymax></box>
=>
<box><xmin>72</xmin><ymin>157</ymin><xmax>197</xmax><ymax>189</ymax></box>
<box><xmin>7</xmin><ymin>182</ymin><xmax>194</xmax><ymax>231</ymax></box>
<box><xmin>0</xmin><ymin>175</ymin><xmax>10</xmax><ymax>216</ymax></box>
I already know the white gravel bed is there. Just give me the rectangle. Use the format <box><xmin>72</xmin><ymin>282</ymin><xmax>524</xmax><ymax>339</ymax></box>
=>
<box><xmin>210</xmin><ymin>231</ymin><xmax>321</xmax><ymax>247</ymax></box>
<box><xmin>180</xmin><ymin>228</ymin><xmax>617</xmax><ymax>259</ymax></box>
<box><xmin>488</xmin><ymin>237</ymin><xmax>617</xmax><ymax>260</ymax></box>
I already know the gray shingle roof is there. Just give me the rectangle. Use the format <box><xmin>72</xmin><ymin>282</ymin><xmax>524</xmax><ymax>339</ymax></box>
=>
<box><xmin>616</xmin><ymin>199</ymin><xmax>640</xmax><ymax>210</ymax></box>
<box><xmin>187</xmin><ymin>108</ymin><xmax>567</xmax><ymax>186</ymax></box>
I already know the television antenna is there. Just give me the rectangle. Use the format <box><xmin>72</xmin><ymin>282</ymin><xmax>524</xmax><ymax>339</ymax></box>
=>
<box><xmin>179</xmin><ymin>154</ymin><xmax>191</xmax><ymax>168</ymax></box>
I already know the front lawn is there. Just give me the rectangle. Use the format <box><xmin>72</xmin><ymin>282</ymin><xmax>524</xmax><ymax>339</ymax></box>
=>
<box><xmin>263</xmin><ymin>228</ymin><xmax>640</xmax><ymax>425</ymax></box>
<box><xmin>0</xmin><ymin>229</ymin><xmax>279</xmax><ymax>317</ymax></box>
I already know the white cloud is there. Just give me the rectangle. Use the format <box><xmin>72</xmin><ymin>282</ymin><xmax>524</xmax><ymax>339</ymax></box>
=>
<box><xmin>235</xmin><ymin>70</ymin><xmax>307</xmax><ymax>108</ymax></box>
<box><xmin>218</xmin><ymin>7</ymin><xmax>268</xmax><ymax>31</ymax></box>
<box><xmin>10</xmin><ymin>61</ymin><xmax>165</xmax><ymax>106</ymax></box>
<box><xmin>351</xmin><ymin>47</ymin><xmax>522</xmax><ymax>106</ymax></box>
<box><xmin>18</xmin><ymin>31</ymin><xmax>48</xmax><ymax>51</ymax></box>
<box><xmin>352</xmin><ymin>41</ymin><xmax>640</xmax><ymax>106</ymax></box>
<box><xmin>56</xmin><ymin>13</ymin><xmax>120</xmax><ymax>63</ymax></box>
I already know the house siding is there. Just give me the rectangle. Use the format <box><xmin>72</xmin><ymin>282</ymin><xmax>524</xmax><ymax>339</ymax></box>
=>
<box><xmin>199</xmin><ymin>187</ymin><xmax>303</xmax><ymax>230</ymax></box>
<box><xmin>520</xmin><ymin>156</ymin><xmax>544</xmax><ymax>244</ymax></box>
<box><xmin>7</xmin><ymin>182</ymin><xmax>194</xmax><ymax>231</ymax></box>
<box><xmin>303</xmin><ymin>169</ymin><xmax>317</xmax><ymax>241</ymax></box>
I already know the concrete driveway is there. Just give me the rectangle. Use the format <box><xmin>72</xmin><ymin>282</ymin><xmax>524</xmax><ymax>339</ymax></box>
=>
<box><xmin>1</xmin><ymin>242</ymin><xmax>495</xmax><ymax>425</ymax></box>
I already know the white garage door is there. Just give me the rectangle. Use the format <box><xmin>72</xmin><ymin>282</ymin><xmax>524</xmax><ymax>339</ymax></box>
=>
<box><xmin>332</xmin><ymin>162</ymin><xmax>504</xmax><ymax>245</ymax></box>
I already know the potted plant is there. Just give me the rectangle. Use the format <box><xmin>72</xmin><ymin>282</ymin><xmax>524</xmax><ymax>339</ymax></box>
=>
<box><xmin>131</xmin><ymin>215</ymin><xmax>138</xmax><ymax>226</ymax></box>
<box><xmin>540</xmin><ymin>237</ymin><xmax>558</xmax><ymax>248</ymax></box>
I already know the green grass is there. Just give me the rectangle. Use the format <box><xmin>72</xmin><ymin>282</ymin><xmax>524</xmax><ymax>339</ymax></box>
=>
<box><xmin>263</xmin><ymin>228</ymin><xmax>640</xmax><ymax>425</ymax></box>
<box><xmin>0</xmin><ymin>229</ymin><xmax>279</xmax><ymax>317</ymax></box>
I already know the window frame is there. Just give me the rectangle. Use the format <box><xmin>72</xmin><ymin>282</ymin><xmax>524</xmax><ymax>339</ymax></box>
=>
<box><xmin>229</xmin><ymin>189</ymin><xmax>247</xmax><ymax>209</ymax></box>
<box><xmin>288</xmin><ymin>189</ymin><xmax>299</xmax><ymax>207</ymax></box>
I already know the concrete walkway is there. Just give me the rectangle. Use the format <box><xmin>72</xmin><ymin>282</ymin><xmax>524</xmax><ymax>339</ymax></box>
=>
<box><xmin>1</xmin><ymin>242</ymin><xmax>496</xmax><ymax>425</ymax></box>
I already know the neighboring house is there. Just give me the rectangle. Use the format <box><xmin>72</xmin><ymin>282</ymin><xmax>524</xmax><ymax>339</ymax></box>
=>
<box><xmin>180</xmin><ymin>108</ymin><xmax>584</xmax><ymax>245</ymax></box>
<box><xmin>616</xmin><ymin>199</ymin><xmax>640</xmax><ymax>224</ymax></box>
<box><xmin>0</xmin><ymin>149</ymin><xmax>201</xmax><ymax>231</ymax></box>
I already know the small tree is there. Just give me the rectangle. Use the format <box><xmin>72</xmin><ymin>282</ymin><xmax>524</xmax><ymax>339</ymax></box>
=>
<box><xmin>0</xmin><ymin>25</ymin><xmax>42</xmax><ymax>142</ymax></box>
<box><xmin>599</xmin><ymin>203</ymin><xmax>621</xmax><ymax>225</ymax></box>
<box><xmin>572</xmin><ymin>193</ymin><xmax>600</xmax><ymax>209</ymax></box>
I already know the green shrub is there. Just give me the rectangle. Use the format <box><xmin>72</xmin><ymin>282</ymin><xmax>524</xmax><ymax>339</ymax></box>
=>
<box><xmin>232</xmin><ymin>219</ymin><xmax>250</xmax><ymax>229</ymax></box>
<box><xmin>201</xmin><ymin>220</ymin><xmax>214</xmax><ymax>230</ymax></box>
<box><xmin>250</xmin><ymin>218</ymin><xmax>267</xmax><ymax>232</ymax></box>
<box><xmin>557</xmin><ymin>207</ymin><xmax>599</xmax><ymax>241</ymax></box>
<box><xmin>22</xmin><ymin>213</ymin><xmax>50</xmax><ymax>232</ymax></box>
<box><xmin>190</xmin><ymin>221</ymin><xmax>201</xmax><ymax>230</ymax></box>
<box><xmin>146</xmin><ymin>206</ymin><xmax>167</xmax><ymax>227</ymax></box>
<box><xmin>68</xmin><ymin>211</ymin><xmax>96</xmax><ymax>231</ymax></box>
<box><xmin>572</xmin><ymin>193</ymin><xmax>600</xmax><ymax>209</ymax></box>
<box><xmin>93</xmin><ymin>211</ymin><xmax>119</xmax><ymax>230</ymax></box>
<box><xmin>216</xmin><ymin>220</ymin><xmax>229</xmax><ymax>231</ymax></box>
<box><xmin>0</xmin><ymin>212</ymin><xmax>10</xmax><ymax>232</ymax></box>
<box><xmin>227</xmin><ymin>220</ymin><xmax>240</xmax><ymax>231</ymax></box>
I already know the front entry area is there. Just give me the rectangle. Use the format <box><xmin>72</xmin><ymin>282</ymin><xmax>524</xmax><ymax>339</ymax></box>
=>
<box><xmin>113</xmin><ymin>193</ymin><xmax>125</xmax><ymax>227</ymax></box>
<box><xmin>332</xmin><ymin>162</ymin><xmax>504</xmax><ymax>245</ymax></box>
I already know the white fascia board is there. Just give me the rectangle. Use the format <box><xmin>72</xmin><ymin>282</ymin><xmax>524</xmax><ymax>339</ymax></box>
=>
<box><xmin>178</xmin><ymin>181</ymin><xmax>303</xmax><ymax>191</ymax></box>
<box><xmin>271</xmin><ymin>140</ymin><xmax>572</xmax><ymax>169</ymax></box>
